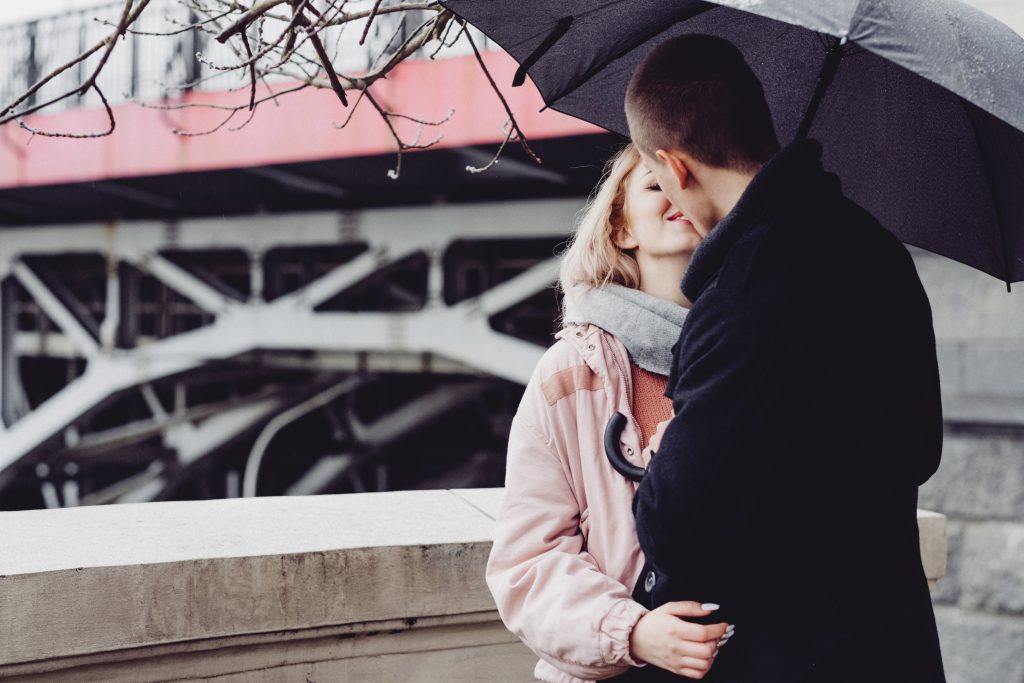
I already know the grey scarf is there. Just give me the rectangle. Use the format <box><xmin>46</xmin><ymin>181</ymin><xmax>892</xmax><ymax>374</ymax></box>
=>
<box><xmin>565</xmin><ymin>283</ymin><xmax>687</xmax><ymax>376</ymax></box>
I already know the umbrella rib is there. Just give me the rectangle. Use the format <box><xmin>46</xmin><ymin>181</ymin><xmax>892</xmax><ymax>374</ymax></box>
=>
<box><xmin>544</xmin><ymin>2</ymin><xmax>721</xmax><ymax>107</ymax></box>
<box><xmin>957</xmin><ymin>97</ymin><xmax>1013</xmax><ymax>290</ymax></box>
<box><xmin>795</xmin><ymin>36</ymin><xmax>846</xmax><ymax>140</ymax></box>
<box><xmin>512</xmin><ymin>16</ymin><xmax>573</xmax><ymax>87</ymax></box>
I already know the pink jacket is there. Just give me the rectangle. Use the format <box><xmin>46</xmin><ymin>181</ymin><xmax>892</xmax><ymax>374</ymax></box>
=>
<box><xmin>487</xmin><ymin>323</ymin><xmax>651</xmax><ymax>682</ymax></box>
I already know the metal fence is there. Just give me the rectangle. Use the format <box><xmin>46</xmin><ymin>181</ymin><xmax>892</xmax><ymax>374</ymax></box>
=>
<box><xmin>0</xmin><ymin>0</ymin><xmax>495</xmax><ymax>115</ymax></box>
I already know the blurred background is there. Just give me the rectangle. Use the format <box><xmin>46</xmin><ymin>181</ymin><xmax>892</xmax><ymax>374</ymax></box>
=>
<box><xmin>0</xmin><ymin>2</ymin><xmax>1022</xmax><ymax>681</ymax></box>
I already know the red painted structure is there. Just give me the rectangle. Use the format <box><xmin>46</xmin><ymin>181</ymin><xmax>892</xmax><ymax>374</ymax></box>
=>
<box><xmin>0</xmin><ymin>52</ymin><xmax>602</xmax><ymax>190</ymax></box>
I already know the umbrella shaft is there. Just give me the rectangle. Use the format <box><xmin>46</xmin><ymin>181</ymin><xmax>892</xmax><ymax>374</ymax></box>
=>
<box><xmin>795</xmin><ymin>37</ymin><xmax>846</xmax><ymax>140</ymax></box>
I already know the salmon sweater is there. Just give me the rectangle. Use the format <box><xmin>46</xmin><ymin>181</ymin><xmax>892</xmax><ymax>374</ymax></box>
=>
<box><xmin>630</xmin><ymin>363</ymin><xmax>673</xmax><ymax>449</ymax></box>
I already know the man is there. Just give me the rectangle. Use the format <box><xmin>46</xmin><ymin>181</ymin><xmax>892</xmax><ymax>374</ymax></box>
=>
<box><xmin>621</xmin><ymin>35</ymin><xmax>946</xmax><ymax>682</ymax></box>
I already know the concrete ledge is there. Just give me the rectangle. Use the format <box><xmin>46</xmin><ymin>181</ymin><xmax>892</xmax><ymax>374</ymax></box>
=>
<box><xmin>0</xmin><ymin>489</ymin><xmax>535</xmax><ymax>682</ymax></box>
<box><xmin>0</xmin><ymin>613</ymin><xmax>523</xmax><ymax>683</ymax></box>
<box><xmin>0</xmin><ymin>489</ymin><xmax>947</xmax><ymax>681</ymax></box>
<box><xmin>918</xmin><ymin>509</ymin><xmax>948</xmax><ymax>590</ymax></box>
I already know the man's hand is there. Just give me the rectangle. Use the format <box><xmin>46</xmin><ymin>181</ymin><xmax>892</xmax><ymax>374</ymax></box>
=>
<box><xmin>629</xmin><ymin>601</ymin><xmax>732</xmax><ymax>679</ymax></box>
<box><xmin>641</xmin><ymin>418</ymin><xmax>673</xmax><ymax>467</ymax></box>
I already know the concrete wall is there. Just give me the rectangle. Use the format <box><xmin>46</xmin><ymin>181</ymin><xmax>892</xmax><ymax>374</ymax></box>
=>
<box><xmin>914</xmin><ymin>250</ymin><xmax>1024</xmax><ymax>683</ymax></box>
<box><xmin>860</xmin><ymin>3</ymin><xmax>1024</xmax><ymax>675</ymax></box>
<box><xmin>0</xmin><ymin>489</ymin><xmax>946</xmax><ymax>682</ymax></box>
<box><xmin>0</xmin><ymin>489</ymin><xmax>537</xmax><ymax>682</ymax></box>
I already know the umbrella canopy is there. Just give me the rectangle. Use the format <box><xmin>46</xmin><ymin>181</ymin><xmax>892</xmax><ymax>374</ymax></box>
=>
<box><xmin>442</xmin><ymin>0</ymin><xmax>1024</xmax><ymax>285</ymax></box>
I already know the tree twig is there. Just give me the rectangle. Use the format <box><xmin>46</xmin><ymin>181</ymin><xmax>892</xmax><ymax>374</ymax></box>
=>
<box><xmin>466</xmin><ymin>119</ymin><xmax>513</xmax><ymax>173</ymax></box>
<box><xmin>96</xmin><ymin>6</ymin><xmax>232</xmax><ymax>36</ymax></box>
<box><xmin>0</xmin><ymin>0</ymin><xmax>152</xmax><ymax>123</ymax></box>
<box><xmin>139</xmin><ymin>81</ymin><xmax>312</xmax><ymax>113</ymax></box>
<box><xmin>464</xmin><ymin>28</ymin><xmax>541</xmax><ymax>166</ymax></box>
<box><xmin>240</xmin><ymin>30</ymin><xmax>258</xmax><ymax>110</ymax></box>
<box><xmin>215</xmin><ymin>0</ymin><xmax>288</xmax><ymax>43</ymax></box>
<box><xmin>304</xmin><ymin>23</ymin><xmax>349</xmax><ymax>107</ymax></box>
<box><xmin>359</xmin><ymin>0</ymin><xmax>386</xmax><ymax>45</ymax></box>
<box><xmin>364</xmin><ymin>89</ymin><xmax>447</xmax><ymax>179</ymax></box>
<box><xmin>0</xmin><ymin>0</ymin><xmax>519</xmax><ymax>179</ymax></box>
<box><xmin>18</xmin><ymin>84</ymin><xmax>116</xmax><ymax>139</ymax></box>
<box><xmin>324</xmin><ymin>2</ymin><xmax>439</xmax><ymax>27</ymax></box>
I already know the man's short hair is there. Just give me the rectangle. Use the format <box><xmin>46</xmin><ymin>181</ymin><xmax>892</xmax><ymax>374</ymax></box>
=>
<box><xmin>625</xmin><ymin>34</ymin><xmax>780</xmax><ymax>172</ymax></box>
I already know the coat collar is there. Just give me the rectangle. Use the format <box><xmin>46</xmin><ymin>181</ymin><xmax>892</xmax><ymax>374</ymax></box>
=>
<box><xmin>681</xmin><ymin>138</ymin><xmax>830</xmax><ymax>302</ymax></box>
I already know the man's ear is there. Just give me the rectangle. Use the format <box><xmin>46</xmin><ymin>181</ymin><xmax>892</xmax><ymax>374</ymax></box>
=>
<box><xmin>656</xmin><ymin>149</ymin><xmax>690</xmax><ymax>191</ymax></box>
<box><xmin>612</xmin><ymin>225</ymin><xmax>638</xmax><ymax>250</ymax></box>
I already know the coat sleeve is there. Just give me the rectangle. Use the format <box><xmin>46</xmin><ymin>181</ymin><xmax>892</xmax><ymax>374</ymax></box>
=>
<box><xmin>634</xmin><ymin>288</ymin><xmax>801</xmax><ymax>610</ymax></box>
<box><xmin>487</xmin><ymin>399</ymin><xmax>648</xmax><ymax>680</ymax></box>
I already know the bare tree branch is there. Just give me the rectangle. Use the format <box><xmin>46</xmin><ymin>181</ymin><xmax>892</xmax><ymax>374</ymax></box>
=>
<box><xmin>464</xmin><ymin>27</ymin><xmax>541</xmax><ymax>166</ymax></box>
<box><xmin>0</xmin><ymin>0</ymin><xmax>540</xmax><ymax>177</ymax></box>
<box><xmin>18</xmin><ymin>85</ymin><xmax>116</xmax><ymax>139</ymax></box>
<box><xmin>215</xmin><ymin>0</ymin><xmax>289</xmax><ymax>44</ymax></box>
<box><xmin>97</xmin><ymin>6</ymin><xmax>233</xmax><ymax>36</ymax></box>
<box><xmin>359</xmin><ymin>0</ymin><xmax>387</xmax><ymax>45</ymax></box>
<box><xmin>199</xmin><ymin>1</ymin><xmax>312</xmax><ymax>73</ymax></box>
<box><xmin>139</xmin><ymin>81</ymin><xmax>313</xmax><ymax>113</ymax></box>
<box><xmin>324</xmin><ymin>2</ymin><xmax>439</xmax><ymax>27</ymax></box>
<box><xmin>295</xmin><ymin>9</ymin><xmax>350</xmax><ymax>107</ymax></box>
<box><xmin>466</xmin><ymin>118</ymin><xmax>513</xmax><ymax>173</ymax></box>
<box><xmin>0</xmin><ymin>0</ymin><xmax>153</xmax><ymax>124</ymax></box>
<box><xmin>364</xmin><ymin>89</ymin><xmax>447</xmax><ymax>179</ymax></box>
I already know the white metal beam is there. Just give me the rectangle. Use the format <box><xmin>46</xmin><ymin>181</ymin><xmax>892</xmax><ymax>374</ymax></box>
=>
<box><xmin>165</xmin><ymin>394</ymin><xmax>289</xmax><ymax>465</ymax></box>
<box><xmin>464</xmin><ymin>258</ymin><xmax>561</xmax><ymax>318</ymax></box>
<box><xmin>275</xmin><ymin>247</ymin><xmax>390</xmax><ymax>310</ymax></box>
<box><xmin>0</xmin><ymin>200</ymin><xmax>571</xmax><ymax>480</ymax></box>
<box><xmin>346</xmin><ymin>381</ymin><xmax>492</xmax><ymax>447</ymax></box>
<box><xmin>0</xmin><ymin>199</ymin><xmax>578</xmax><ymax>258</ymax></box>
<box><xmin>242</xmin><ymin>377</ymin><xmax>366</xmax><ymax>497</ymax></box>
<box><xmin>133</xmin><ymin>254</ymin><xmax>233</xmax><ymax>315</ymax></box>
<box><xmin>11</xmin><ymin>261</ymin><xmax>99</xmax><ymax>357</ymax></box>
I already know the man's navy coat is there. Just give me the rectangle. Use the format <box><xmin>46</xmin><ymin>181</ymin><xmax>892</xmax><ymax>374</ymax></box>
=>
<box><xmin>626</xmin><ymin>140</ymin><xmax>945</xmax><ymax>682</ymax></box>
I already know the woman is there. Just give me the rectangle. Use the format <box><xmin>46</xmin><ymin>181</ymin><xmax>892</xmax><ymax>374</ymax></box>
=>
<box><xmin>486</xmin><ymin>144</ymin><xmax>731</xmax><ymax>683</ymax></box>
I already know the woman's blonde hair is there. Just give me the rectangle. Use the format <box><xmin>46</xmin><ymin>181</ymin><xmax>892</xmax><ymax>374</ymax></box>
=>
<box><xmin>558</xmin><ymin>143</ymin><xmax>642</xmax><ymax>321</ymax></box>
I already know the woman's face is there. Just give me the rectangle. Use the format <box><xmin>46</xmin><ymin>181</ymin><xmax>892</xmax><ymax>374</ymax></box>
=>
<box><xmin>617</xmin><ymin>163</ymin><xmax>702</xmax><ymax>258</ymax></box>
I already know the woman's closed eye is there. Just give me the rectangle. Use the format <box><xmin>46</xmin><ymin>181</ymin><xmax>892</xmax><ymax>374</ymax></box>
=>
<box><xmin>646</xmin><ymin>182</ymin><xmax>662</xmax><ymax>192</ymax></box>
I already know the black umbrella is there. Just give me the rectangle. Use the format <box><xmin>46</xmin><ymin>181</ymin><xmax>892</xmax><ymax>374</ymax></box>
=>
<box><xmin>442</xmin><ymin>0</ymin><xmax>1024</xmax><ymax>288</ymax></box>
<box><xmin>440</xmin><ymin>0</ymin><xmax>1024</xmax><ymax>482</ymax></box>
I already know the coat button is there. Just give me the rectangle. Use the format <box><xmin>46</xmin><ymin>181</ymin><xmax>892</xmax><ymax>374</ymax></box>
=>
<box><xmin>644</xmin><ymin>571</ymin><xmax>656</xmax><ymax>592</ymax></box>
<box><xmin>587</xmin><ymin>343</ymin><xmax>595</xmax><ymax>350</ymax></box>
<box><xmin>575</xmin><ymin>329</ymin><xmax>584</xmax><ymax>337</ymax></box>
<box><xmin>625</xmin><ymin>446</ymin><xmax>634</xmax><ymax>456</ymax></box>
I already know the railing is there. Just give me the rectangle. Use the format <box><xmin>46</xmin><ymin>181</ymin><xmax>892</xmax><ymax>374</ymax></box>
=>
<box><xmin>0</xmin><ymin>488</ymin><xmax>947</xmax><ymax>681</ymax></box>
<box><xmin>0</xmin><ymin>0</ymin><xmax>495</xmax><ymax>116</ymax></box>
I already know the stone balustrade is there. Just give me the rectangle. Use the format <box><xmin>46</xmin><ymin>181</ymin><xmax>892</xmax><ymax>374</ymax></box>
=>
<box><xmin>0</xmin><ymin>489</ymin><xmax>947</xmax><ymax>682</ymax></box>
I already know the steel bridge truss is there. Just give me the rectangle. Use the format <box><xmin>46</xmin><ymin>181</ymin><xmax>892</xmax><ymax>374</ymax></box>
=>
<box><xmin>0</xmin><ymin>198</ymin><xmax>578</xmax><ymax>508</ymax></box>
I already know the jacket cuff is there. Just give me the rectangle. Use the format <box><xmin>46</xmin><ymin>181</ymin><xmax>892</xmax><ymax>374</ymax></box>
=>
<box><xmin>599</xmin><ymin>599</ymin><xmax>650</xmax><ymax>668</ymax></box>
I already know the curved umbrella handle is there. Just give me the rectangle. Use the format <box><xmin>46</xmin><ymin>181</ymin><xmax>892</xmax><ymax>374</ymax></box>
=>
<box><xmin>604</xmin><ymin>411</ymin><xmax>647</xmax><ymax>482</ymax></box>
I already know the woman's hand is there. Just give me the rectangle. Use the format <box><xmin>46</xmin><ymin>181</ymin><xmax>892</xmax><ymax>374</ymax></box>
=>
<box><xmin>629</xmin><ymin>601</ymin><xmax>732</xmax><ymax>679</ymax></box>
<box><xmin>641</xmin><ymin>418</ymin><xmax>673</xmax><ymax>466</ymax></box>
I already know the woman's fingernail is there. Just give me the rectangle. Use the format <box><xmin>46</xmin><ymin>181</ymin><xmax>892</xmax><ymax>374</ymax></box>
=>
<box><xmin>701</xmin><ymin>603</ymin><xmax>720</xmax><ymax>611</ymax></box>
<box><xmin>726</xmin><ymin>624</ymin><xmax>736</xmax><ymax>634</ymax></box>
